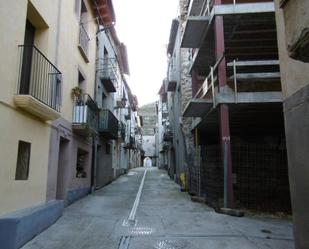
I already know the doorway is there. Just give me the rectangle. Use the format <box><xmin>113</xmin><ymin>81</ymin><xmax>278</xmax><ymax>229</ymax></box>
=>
<box><xmin>56</xmin><ymin>138</ymin><xmax>69</xmax><ymax>200</ymax></box>
<box><xmin>20</xmin><ymin>20</ymin><xmax>35</xmax><ymax>94</ymax></box>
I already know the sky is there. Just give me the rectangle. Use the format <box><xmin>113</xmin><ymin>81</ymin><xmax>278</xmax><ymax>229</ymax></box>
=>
<box><xmin>112</xmin><ymin>0</ymin><xmax>179</xmax><ymax>106</ymax></box>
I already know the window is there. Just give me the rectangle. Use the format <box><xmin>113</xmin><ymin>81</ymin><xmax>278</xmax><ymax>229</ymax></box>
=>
<box><xmin>15</xmin><ymin>141</ymin><xmax>31</xmax><ymax>180</ymax></box>
<box><xmin>106</xmin><ymin>143</ymin><xmax>111</xmax><ymax>155</ymax></box>
<box><xmin>76</xmin><ymin>148</ymin><xmax>88</xmax><ymax>178</ymax></box>
<box><xmin>104</xmin><ymin>47</ymin><xmax>109</xmax><ymax>65</ymax></box>
<box><xmin>102</xmin><ymin>92</ymin><xmax>106</xmax><ymax>107</ymax></box>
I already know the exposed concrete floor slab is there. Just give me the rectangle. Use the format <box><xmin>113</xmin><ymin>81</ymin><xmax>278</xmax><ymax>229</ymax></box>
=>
<box><xmin>21</xmin><ymin>167</ymin><xmax>294</xmax><ymax>249</ymax></box>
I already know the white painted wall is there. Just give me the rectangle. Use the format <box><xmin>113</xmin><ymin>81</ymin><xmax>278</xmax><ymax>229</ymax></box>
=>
<box><xmin>142</xmin><ymin>135</ymin><xmax>156</xmax><ymax>157</ymax></box>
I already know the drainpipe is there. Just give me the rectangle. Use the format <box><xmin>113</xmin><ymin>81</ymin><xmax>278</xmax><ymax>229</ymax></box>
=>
<box><xmin>55</xmin><ymin>0</ymin><xmax>62</xmax><ymax>67</ymax></box>
<box><xmin>91</xmin><ymin>137</ymin><xmax>97</xmax><ymax>192</ymax></box>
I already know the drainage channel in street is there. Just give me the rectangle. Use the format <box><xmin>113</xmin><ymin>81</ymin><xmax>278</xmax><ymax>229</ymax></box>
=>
<box><xmin>119</xmin><ymin>168</ymin><xmax>148</xmax><ymax>249</ymax></box>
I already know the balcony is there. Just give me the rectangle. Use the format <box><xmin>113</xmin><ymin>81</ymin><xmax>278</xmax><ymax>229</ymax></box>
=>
<box><xmin>161</xmin><ymin>142</ymin><xmax>169</xmax><ymax>152</ymax></box>
<box><xmin>14</xmin><ymin>45</ymin><xmax>62</xmax><ymax>121</ymax></box>
<box><xmin>124</xmin><ymin>136</ymin><xmax>136</xmax><ymax>150</ymax></box>
<box><xmin>78</xmin><ymin>24</ymin><xmax>90</xmax><ymax>63</ymax></box>
<box><xmin>183</xmin><ymin>58</ymin><xmax>282</xmax><ymax>118</ymax></box>
<box><xmin>119</xmin><ymin>122</ymin><xmax>126</xmax><ymax>141</ymax></box>
<box><xmin>115</xmin><ymin>97</ymin><xmax>127</xmax><ymax>109</ymax></box>
<box><xmin>181</xmin><ymin>1</ymin><xmax>275</xmax><ymax>48</ymax></box>
<box><xmin>125</xmin><ymin>108</ymin><xmax>131</xmax><ymax>120</ymax></box>
<box><xmin>167</xmin><ymin>61</ymin><xmax>177</xmax><ymax>92</ymax></box>
<box><xmin>99</xmin><ymin>58</ymin><xmax>119</xmax><ymax>92</ymax></box>
<box><xmin>72</xmin><ymin>94</ymin><xmax>99</xmax><ymax>136</ymax></box>
<box><xmin>163</xmin><ymin>130</ymin><xmax>173</xmax><ymax>142</ymax></box>
<box><xmin>98</xmin><ymin>109</ymin><xmax>118</xmax><ymax>139</ymax></box>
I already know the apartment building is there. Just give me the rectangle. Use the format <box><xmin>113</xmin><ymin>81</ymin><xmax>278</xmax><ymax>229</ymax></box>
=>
<box><xmin>46</xmin><ymin>0</ymin><xmax>98</xmax><ymax>207</ymax></box>
<box><xmin>0</xmin><ymin>0</ymin><xmax>61</xmax><ymax>217</ymax></box>
<box><xmin>0</xmin><ymin>0</ymin><xmax>141</xmax><ymax>248</ymax></box>
<box><xmin>274</xmin><ymin>1</ymin><xmax>309</xmax><ymax>248</ymax></box>
<box><xmin>95</xmin><ymin>21</ymin><xmax>128</xmax><ymax>187</ymax></box>
<box><xmin>157</xmin><ymin>84</ymin><xmax>168</xmax><ymax>170</ymax></box>
<box><xmin>161</xmin><ymin>0</ymin><xmax>291</xmax><ymax>213</ymax></box>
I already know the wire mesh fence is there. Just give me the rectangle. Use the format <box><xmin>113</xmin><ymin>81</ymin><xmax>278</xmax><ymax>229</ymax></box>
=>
<box><xmin>232</xmin><ymin>141</ymin><xmax>291</xmax><ymax>213</ymax></box>
<box><xmin>187</xmin><ymin>140</ymin><xmax>291</xmax><ymax>213</ymax></box>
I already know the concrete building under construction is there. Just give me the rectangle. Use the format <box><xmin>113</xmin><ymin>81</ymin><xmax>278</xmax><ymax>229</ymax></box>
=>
<box><xmin>160</xmin><ymin>0</ymin><xmax>291</xmax><ymax>213</ymax></box>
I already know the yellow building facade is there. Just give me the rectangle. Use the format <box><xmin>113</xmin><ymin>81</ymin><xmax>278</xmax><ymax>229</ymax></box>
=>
<box><xmin>0</xmin><ymin>0</ymin><xmax>61</xmax><ymax>216</ymax></box>
<box><xmin>0</xmin><ymin>0</ymin><xmax>97</xmax><ymax>215</ymax></box>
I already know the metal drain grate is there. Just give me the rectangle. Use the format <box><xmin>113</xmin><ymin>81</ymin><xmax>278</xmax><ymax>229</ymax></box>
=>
<box><xmin>154</xmin><ymin>239</ymin><xmax>188</xmax><ymax>249</ymax></box>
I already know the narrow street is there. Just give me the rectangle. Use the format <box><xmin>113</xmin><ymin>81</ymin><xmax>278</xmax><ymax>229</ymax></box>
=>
<box><xmin>22</xmin><ymin>167</ymin><xmax>294</xmax><ymax>249</ymax></box>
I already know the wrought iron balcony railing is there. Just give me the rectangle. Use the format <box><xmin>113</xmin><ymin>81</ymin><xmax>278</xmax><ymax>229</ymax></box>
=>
<box><xmin>17</xmin><ymin>45</ymin><xmax>62</xmax><ymax>112</ymax></box>
<box><xmin>119</xmin><ymin>122</ymin><xmax>126</xmax><ymax>141</ymax></box>
<box><xmin>98</xmin><ymin>58</ymin><xmax>120</xmax><ymax>92</ymax></box>
<box><xmin>125</xmin><ymin>108</ymin><xmax>131</xmax><ymax>120</ymax></box>
<box><xmin>124</xmin><ymin>135</ymin><xmax>136</xmax><ymax>150</ymax></box>
<box><xmin>72</xmin><ymin>94</ymin><xmax>99</xmax><ymax>132</ymax></box>
<box><xmin>78</xmin><ymin>24</ymin><xmax>90</xmax><ymax>62</ymax></box>
<box><xmin>167</xmin><ymin>60</ymin><xmax>177</xmax><ymax>91</ymax></box>
<box><xmin>99</xmin><ymin>109</ymin><xmax>119</xmax><ymax>139</ymax></box>
<box><xmin>163</xmin><ymin>130</ymin><xmax>173</xmax><ymax>142</ymax></box>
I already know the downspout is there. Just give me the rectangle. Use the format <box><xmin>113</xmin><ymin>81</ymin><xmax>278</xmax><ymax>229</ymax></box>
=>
<box><xmin>55</xmin><ymin>0</ymin><xmax>62</xmax><ymax>67</ymax></box>
<box><xmin>91</xmin><ymin>139</ymin><xmax>97</xmax><ymax>192</ymax></box>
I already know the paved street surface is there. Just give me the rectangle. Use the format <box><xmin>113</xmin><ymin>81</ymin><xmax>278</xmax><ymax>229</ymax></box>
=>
<box><xmin>22</xmin><ymin>167</ymin><xmax>294</xmax><ymax>249</ymax></box>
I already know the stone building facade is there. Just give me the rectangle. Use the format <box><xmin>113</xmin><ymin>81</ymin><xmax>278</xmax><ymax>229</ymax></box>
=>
<box><xmin>275</xmin><ymin>1</ymin><xmax>309</xmax><ymax>248</ymax></box>
<box><xmin>157</xmin><ymin>0</ymin><xmax>194</xmax><ymax>186</ymax></box>
<box><xmin>139</xmin><ymin>102</ymin><xmax>157</xmax><ymax>165</ymax></box>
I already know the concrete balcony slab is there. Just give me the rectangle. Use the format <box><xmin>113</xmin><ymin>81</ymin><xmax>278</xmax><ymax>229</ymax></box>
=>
<box><xmin>14</xmin><ymin>95</ymin><xmax>61</xmax><ymax>121</ymax></box>
<box><xmin>183</xmin><ymin>98</ymin><xmax>213</xmax><ymax>117</ymax></box>
<box><xmin>181</xmin><ymin>16</ymin><xmax>210</xmax><ymax>48</ymax></box>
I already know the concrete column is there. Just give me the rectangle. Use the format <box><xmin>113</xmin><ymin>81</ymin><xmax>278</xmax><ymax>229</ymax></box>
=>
<box><xmin>214</xmin><ymin>0</ymin><xmax>233</xmax><ymax>208</ymax></box>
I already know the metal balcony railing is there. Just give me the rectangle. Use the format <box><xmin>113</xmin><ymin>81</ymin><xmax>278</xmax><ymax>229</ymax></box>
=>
<box><xmin>98</xmin><ymin>58</ymin><xmax>120</xmax><ymax>92</ymax></box>
<box><xmin>188</xmin><ymin>0</ymin><xmax>214</xmax><ymax>16</ymax></box>
<box><xmin>124</xmin><ymin>135</ymin><xmax>136</xmax><ymax>149</ymax></box>
<box><xmin>72</xmin><ymin>94</ymin><xmax>99</xmax><ymax>131</ymax></box>
<box><xmin>17</xmin><ymin>45</ymin><xmax>62</xmax><ymax>112</ymax></box>
<box><xmin>125</xmin><ymin>108</ymin><xmax>131</xmax><ymax>120</ymax></box>
<box><xmin>79</xmin><ymin>23</ymin><xmax>90</xmax><ymax>57</ymax></box>
<box><xmin>167</xmin><ymin>60</ymin><xmax>177</xmax><ymax>92</ymax></box>
<box><xmin>194</xmin><ymin>54</ymin><xmax>224</xmax><ymax>108</ymax></box>
<box><xmin>168</xmin><ymin>60</ymin><xmax>177</xmax><ymax>83</ymax></box>
<box><xmin>119</xmin><ymin>122</ymin><xmax>126</xmax><ymax>141</ymax></box>
<box><xmin>99</xmin><ymin>109</ymin><xmax>118</xmax><ymax>139</ymax></box>
<box><xmin>200</xmin><ymin>0</ymin><xmax>214</xmax><ymax>16</ymax></box>
<box><xmin>194</xmin><ymin>56</ymin><xmax>281</xmax><ymax>107</ymax></box>
<box><xmin>163</xmin><ymin>130</ymin><xmax>173</xmax><ymax>142</ymax></box>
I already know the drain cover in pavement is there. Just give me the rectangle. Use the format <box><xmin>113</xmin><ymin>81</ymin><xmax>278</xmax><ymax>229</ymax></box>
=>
<box><xmin>154</xmin><ymin>239</ymin><xmax>187</xmax><ymax>249</ymax></box>
<box><xmin>129</xmin><ymin>226</ymin><xmax>154</xmax><ymax>235</ymax></box>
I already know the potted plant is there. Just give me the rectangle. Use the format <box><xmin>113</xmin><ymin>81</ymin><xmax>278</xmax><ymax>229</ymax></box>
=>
<box><xmin>72</xmin><ymin>86</ymin><xmax>87</xmax><ymax>123</ymax></box>
<box><xmin>71</xmin><ymin>86</ymin><xmax>83</xmax><ymax>100</ymax></box>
